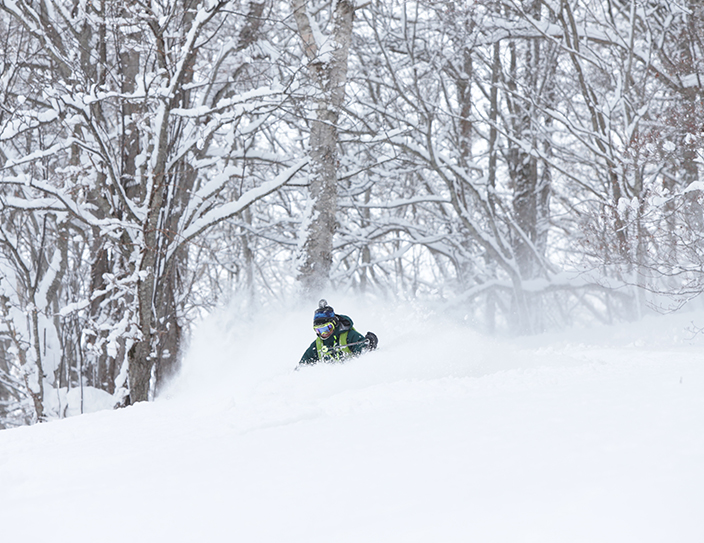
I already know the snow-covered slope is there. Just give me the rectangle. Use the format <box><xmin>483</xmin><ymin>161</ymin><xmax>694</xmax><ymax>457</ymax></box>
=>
<box><xmin>1</xmin><ymin>300</ymin><xmax>703</xmax><ymax>542</ymax></box>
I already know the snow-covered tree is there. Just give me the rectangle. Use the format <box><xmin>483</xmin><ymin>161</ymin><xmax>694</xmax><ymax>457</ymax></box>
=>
<box><xmin>1</xmin><ymin>0</ymin><xmax>702</xmax><ymax>426</ymax></box>
<box><xmin>0</xmin><ymin>0</ymin><xmax>301</xmax><ymax>414</ymax></box>
<box><xmin>291</xmin><ymin>0</ymin><xmax>356</xmax><ymax>295</ymax></box>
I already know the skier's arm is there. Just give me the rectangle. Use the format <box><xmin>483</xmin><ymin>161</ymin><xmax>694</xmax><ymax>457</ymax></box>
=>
<box><xmin>346</xmin><ymin>329</ymin><xmax>368</xmax><ymax>354</ymax></box>
<box><xmin>299</xmin><ymin>341</ymin><xmax>319</xmax><ymax>365</ymax></box>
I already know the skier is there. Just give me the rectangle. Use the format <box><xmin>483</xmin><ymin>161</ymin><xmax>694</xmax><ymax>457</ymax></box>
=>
<box><xmin>299</xmin><ymin>300</ymin><xmax>378</xmax><ymax>365</ymax></box>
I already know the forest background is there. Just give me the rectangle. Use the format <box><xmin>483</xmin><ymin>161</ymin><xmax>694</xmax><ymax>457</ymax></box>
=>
<box><xmin>0</xmin><ymin>0</ymin><xmax>702</xmax><ymax>427</ymax></box>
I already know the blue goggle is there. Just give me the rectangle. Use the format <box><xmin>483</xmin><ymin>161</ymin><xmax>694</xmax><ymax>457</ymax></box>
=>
<box><xmin>314</xmin><ymin>322</ymin><xmax>335</xmax><ymax>337</ymax></box>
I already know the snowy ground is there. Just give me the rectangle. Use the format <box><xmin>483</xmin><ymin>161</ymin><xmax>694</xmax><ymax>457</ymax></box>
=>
<box><xmin>1</xmin><ymin>298</ymin><xmax>704</xmax><ymax>542</ymax></box>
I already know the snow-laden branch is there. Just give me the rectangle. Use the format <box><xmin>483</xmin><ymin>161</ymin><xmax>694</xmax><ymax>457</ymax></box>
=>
<box><xmin>173</xmin><ymin>158</ymin><xmax>308</xmax><ymax>253</ymax></box>
<box><xmin>171</xmin><ymin>87</ymin><xmax>284</xmax><ymax>119</ymax></box>
<box><xmin>339</xmin><ymin>195</ymin><xmax>450</xmax><ymax>209</ymax></box>
<box><xmin>0</xmin><ymin>175</ymin><xmax>140</xmax><ymax>234</ymax></box>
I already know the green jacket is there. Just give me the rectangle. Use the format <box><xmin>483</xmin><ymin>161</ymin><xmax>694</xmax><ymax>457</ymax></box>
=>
<box><xmin>299</xmin><ymin>314</ymin><xmax>367</xmax><ymax>365</ymax></box>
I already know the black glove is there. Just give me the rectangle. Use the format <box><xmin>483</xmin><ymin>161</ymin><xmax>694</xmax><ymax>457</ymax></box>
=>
<box><xmin>365</xmin><ymin>331</ymin><xmax>378</xmax><ymax>350</ymax></box>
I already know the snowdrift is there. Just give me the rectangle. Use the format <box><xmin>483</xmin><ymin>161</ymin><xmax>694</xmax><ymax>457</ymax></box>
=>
<box><xmin>1</xmin><ymin>298</ymin><xmax>703</xmax><ymax>543</ymax></box>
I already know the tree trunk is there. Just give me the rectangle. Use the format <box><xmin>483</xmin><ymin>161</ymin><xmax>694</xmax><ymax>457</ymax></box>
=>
<box><xmin>292</xmin><ymin>0</ymin><xmax>355</xmax><ymax>294</ymax></box>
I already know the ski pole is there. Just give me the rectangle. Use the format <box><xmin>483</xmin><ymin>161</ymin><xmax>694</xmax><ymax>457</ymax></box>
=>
<box><xmin>327</xmin><ymin>338</ymin><xmax>370</xmax><ymax>352</ymax></box>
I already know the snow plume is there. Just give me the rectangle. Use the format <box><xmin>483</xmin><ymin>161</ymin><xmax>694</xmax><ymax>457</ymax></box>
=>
<box><xmin>163</xmin><ymin>292</ymin><xmax>668</xmax><ymax>405</ymax></box>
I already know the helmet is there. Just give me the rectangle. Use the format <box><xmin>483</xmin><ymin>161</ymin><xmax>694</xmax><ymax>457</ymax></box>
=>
<box><xmin>313</xmin><ymin>299</ymin><xmax>336</xmax><ymax>339</ymax></box>
<box><xmin>313</xmin><ymin>299</ymin><xmax>336</xmax><ymax>325</ymax></box>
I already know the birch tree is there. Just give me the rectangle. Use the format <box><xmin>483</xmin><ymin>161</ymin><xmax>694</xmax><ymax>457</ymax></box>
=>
<box><xmin>291</xmin><ymin>0</ymin><xmax>355</xmax><ymax>294</ymax></box>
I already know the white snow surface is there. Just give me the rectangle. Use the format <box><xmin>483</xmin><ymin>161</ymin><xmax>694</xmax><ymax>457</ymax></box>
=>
<box><xmin>1</xmin><ymin>298</ymin><xmax>704</xmax><ymax>542</ymax></box>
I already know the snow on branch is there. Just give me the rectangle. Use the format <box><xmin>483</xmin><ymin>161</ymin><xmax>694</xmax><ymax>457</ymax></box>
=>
<box><xmin>339</xmin><ymin>195</ymin><xmax>450</xmax><ymax>209</ymax></box>
<box><xmin>174</xmin><ymin>158</ymin><xmax>308</xmax><ymax>252</ymax></box>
